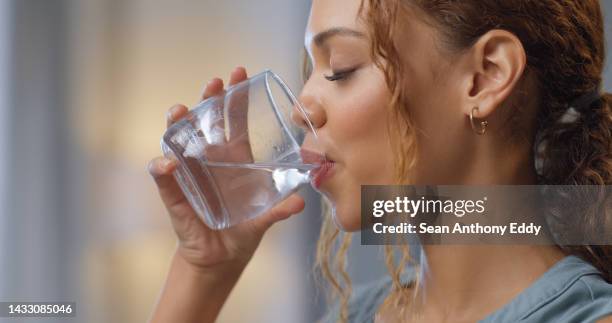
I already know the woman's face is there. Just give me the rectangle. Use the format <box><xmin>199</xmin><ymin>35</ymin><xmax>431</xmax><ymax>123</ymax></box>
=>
<box><xmin>301</xmin><ymin>0</ymin><xmax>468</xmax><ymax>231</ymax></box>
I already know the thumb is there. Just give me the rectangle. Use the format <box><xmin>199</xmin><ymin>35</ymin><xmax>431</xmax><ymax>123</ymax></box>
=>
<box><xmin>249</xmin><ymin>193</ymin><xmax>305</xmax><ymax>234</ymax></box>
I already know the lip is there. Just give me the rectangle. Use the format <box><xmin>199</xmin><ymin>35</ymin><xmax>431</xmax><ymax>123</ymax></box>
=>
<box><xmin>299</xmin><ymin>148</ymin><xmax>336</xmax><ymax>189</ymax></box>
<box><xmin>300</xmin><ymin>148</ymin><xmax>326</xmax><ymax>164</ymax></box>
<box><xmin>311</xmin><ymin>160</ymin><xmax>335</xmax><ymax>189</ymax></box>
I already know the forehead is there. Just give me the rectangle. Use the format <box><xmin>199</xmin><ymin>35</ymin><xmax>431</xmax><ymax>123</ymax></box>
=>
<box><xmin>305</xmin><ymin>0</ymin><xmax>365</xmax><ymax>45</ymax></box>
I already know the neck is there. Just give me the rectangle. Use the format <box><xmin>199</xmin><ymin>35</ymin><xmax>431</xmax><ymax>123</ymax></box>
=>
<box><xmin>414</xmin><ymin>141</ymin><xmax>566</xmax><ymax>318</ymax></box>
<box><xmin>468</xmin><ymin>140</ymin><xmax>539</xmax><ymax>185</ymax></box>
<box><xmin>419</xmin><ymin>245</ymin><xmax>565</xmax><ymax>318</ymax></box>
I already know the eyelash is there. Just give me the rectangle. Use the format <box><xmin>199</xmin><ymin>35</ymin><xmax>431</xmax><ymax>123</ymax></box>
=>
<box><xmin>324</xmin><ymin>67</ymin><xmax>357</xmax><ymax>82</ymax></box>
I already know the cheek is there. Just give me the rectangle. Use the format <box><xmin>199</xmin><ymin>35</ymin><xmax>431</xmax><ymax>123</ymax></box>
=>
<box><xmin>328</xmin><ymin>69</ymin><xmax>395</xmax><ymax>182</ymax></box>
<box><xmin>401</xmin><ymin>59</ymin><xmax>467</xmax><ymax>183</ymax></box>
<box><xmin>325</xmin><ymin>68</ymin><xmax>393</xmax><ymax>231</ymax></box>
<box><xmin>324</xmin><ymin>69</ymin><xmax>395</xmax><ymax>232</ymax></box>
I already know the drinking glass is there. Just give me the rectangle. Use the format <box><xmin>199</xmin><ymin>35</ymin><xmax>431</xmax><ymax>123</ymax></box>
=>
<box><xmin>161</xmin><ymin>70</ymin><xmax>325</xmax><ymax>230</ymax></box>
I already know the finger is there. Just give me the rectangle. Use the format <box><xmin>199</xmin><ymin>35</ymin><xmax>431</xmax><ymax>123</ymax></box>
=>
<box><xmin>194</xmin><ymin>78</ymin><xmax>226</xmax><ymax>145</ymax></box>
<box><xmin>249</xmin><ymin>193</ymin><xmax>305</xmax><ymax>234</ymax></box>
<box><xmin>200</xmin><ymin>78</ymin><xmax>224</xmax><ymax>102</ymax></box>
<box><xmin>227</xmin><ymin>67</ymin><xmax>250</xmax><ymax>142</ymax></box>
<box><xmin>147</xmin><ymin>157</ymin><xmax>189</xmax><ymax>213</ymax></box>
<box><xmin>228</xmin><ymin>66</ymin><xmax>248</xmax><ymax>86</ymax></box>
<box><xmin>166</xmin><ymin>104</ymin><xmax>189</xmax><ymax>128</ymax></box>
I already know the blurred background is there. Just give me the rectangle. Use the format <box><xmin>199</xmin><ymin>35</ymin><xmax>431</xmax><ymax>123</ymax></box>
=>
<box><xmin>1</xmin><ymin>1</ymin><xmax>612</xmax><ymax>323</ymax></box>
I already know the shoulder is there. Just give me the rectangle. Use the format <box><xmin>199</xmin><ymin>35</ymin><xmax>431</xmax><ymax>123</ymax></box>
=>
<box><xmin>522</xmin><ymin>257</ymin><xmax>612</xmax><ymax>322</ymax></box>
<box><xmin>565</xmin><ymin>273</ymin><xmax>612</xmax><ymax>322</ymax></box>
<box><xmin>526</xmin><ymin>261</ymin><xmax>612</xmax><ymax>322</ymax></box>
<box><xmin>483</xmin><ymin>255</ymin><xmax>612</xmax><ymax>323</ymax></box>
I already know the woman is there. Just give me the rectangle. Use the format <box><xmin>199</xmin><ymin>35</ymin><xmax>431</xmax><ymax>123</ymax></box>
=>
<box><xmin>148</xmin><ymin>0</ymin><xmax>612</xmax><ymax>322</ymax></box>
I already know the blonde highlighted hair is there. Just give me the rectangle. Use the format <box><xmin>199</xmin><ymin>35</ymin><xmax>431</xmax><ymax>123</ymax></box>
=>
<box><xmin>307</xmin><ymin>1</ymin><xmax>422</xmax><ymax>321</ymax></box>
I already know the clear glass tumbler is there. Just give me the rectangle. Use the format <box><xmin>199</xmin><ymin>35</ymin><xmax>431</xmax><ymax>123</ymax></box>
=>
<box><xmin>161</xmin><ymin>70</ymin><xmax>325</xmax><ymax>230</ymax></box>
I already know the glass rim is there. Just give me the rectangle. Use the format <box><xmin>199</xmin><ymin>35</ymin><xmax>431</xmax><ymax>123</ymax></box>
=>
<box><xmin>260</xmin><ymin>69</ymin><xmax>319</xmax><ymax>139</ymax></box>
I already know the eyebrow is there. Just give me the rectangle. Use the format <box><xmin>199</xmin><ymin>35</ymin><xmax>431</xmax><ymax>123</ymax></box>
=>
<box><xmin>313</xmin><ymin>27</ymin><xmax>366</xmax><ymax>48</ymax></box>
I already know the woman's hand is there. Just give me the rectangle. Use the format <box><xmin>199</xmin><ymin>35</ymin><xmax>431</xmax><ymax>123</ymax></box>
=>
<box><xmin>148</xmin><ymin>67</ymin><xmax>306</xmax><ymax>323</ymax></box>
<box><xmin>148</xmin><ymin>67</ymin><xmax>306</xmax><ymax>275</ymax></box>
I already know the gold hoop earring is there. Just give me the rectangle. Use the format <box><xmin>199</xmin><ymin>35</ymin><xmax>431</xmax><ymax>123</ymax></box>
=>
<box><xmin>470</xmin><ymin>107</ymin><xmax>488</xmax><ymax>135</ymax></box>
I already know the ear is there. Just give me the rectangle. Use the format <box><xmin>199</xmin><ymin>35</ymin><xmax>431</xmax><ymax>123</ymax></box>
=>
<box><xmin>460</xmin><ymin>30</ymin><xmax>527</xmax><ymax>119</ymax></box>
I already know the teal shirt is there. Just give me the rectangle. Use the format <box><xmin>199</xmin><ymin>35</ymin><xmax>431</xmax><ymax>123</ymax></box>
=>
<box><xmin>321</xmin><ymin>256</ymin><xmax>612</xmax><ymax>322</ymax></box>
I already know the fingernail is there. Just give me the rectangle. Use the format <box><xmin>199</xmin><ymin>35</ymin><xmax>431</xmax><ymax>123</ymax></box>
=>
<box><xmin>146</xmin><ymin>160</ymin><xmax>155</xmax><ymax>174</ymax></box>
<box><xmin>162</xmin><ymin>159</ymin><xmax>175</xmax><ymax>170</ymax></box>
<box><xmin>209</xmin><ymin>78</ymin><xmax>221</xmax><ymax>86</ymax></box>
<box><xmin>168</xmin><ymin>107</ymin><xmax>179</xmax><ymax>120</ymax></box>
<box><xmin>173</xmin><ymin>105</ymin><xmax>184</xmax><ymax>115</ymax></box>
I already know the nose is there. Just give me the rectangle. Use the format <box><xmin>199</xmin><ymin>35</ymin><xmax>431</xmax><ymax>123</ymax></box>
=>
<box><xmin>291</xmin><ymin>91</ymin><xmax>326</xmax><ymax>131</ymax></box>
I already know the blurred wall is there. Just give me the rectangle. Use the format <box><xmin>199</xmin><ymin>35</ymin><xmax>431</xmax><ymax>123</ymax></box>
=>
<box><xmin>2</xmin><ymin>0</ymin><xmax>80</xmax><ymax>313</ymax></box>
<box><xmin>0</xmin><ymin>0</ymin><xmax>12</xmax><ymax>297</ymax></box>
<box><xmin>65</xmin><ymin>0</ymin><xmax>317</xmax><ymax>322</ymax></box>
<box><xmin>1</xmin><ymin>1</ymin><xmax>321</xmax><ymax>323</ymax></box>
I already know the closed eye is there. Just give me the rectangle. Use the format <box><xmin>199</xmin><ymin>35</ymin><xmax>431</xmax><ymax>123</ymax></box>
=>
<box><xmin>324</xmin><ymin>67</ymin><xmax>357</xmax><ymax>82</ymax></box>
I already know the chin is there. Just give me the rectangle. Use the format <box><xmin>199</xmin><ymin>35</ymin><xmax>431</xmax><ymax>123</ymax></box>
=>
<box><xmin>327</xmin><ymin>199</ymin><xmax>361</xmax><ymax>232</ymax></box>
<box><xmin>318</xmin><ymin>181</ymin><xmax>363</xmax><ymax>232</ymax></box>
